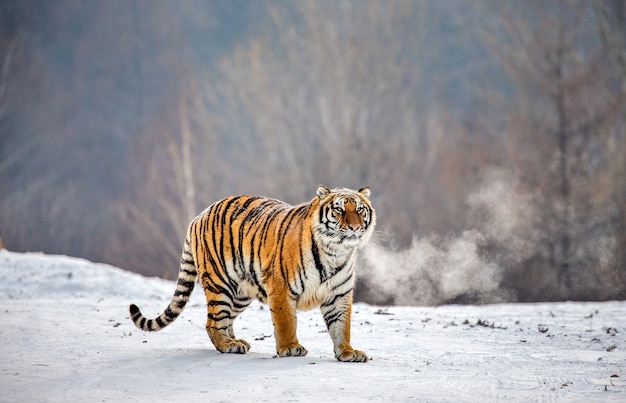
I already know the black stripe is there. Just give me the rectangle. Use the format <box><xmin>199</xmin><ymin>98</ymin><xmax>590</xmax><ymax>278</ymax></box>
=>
<box><xmin>330</xmin><ymin>270</ymin><xmax>354</xmax><ymax>293</ymax></box>
<box><xmin>201</xmin><ymin>270</ymin><xmax>235</xmax><ymax>299</ymax></box>
<box><xmin>283</xmin><ymin>262</ymin><xmax>301</xmax><ymax>297</ymax></box>
<box><xmin>259</xmin><ymin>204</ymin><xmax>286</xmax><ymax>245</ymax></box>
<box><xmin>207</xmin><ymin>325</ymin><xmax>230</xmax><ymax>331</ymax></box>
<box><xmin>280</xmin><ymin>205</ymin><xmax>310</xmax><ymax>296</ymax></box>
<box><xmin>204</xmin><ymin>208</ymin><xmax>219</xmax><ymax>272</ymax></box>
<box><xmin>331</xmin><ymin>259</ymin><xmax>349</xmax><ymax>276</ymax></box>
<box><xmin>311</xmin><ymin>238</ymin><xmax>327</xmax><ymax>282</ymax></box>
<box><xmin>233</xmin><ymin>197</ymin><xmax>262</xmax><ymax>279</ymax></box>
<box><xmin>220</xmin><ymin>197</ymin><xmax>240</xmax><ymax>276</ymax></box>
<box><xmin>277</xmin><ymin>207</ymin><xmax>303</xmax><ymax>288</ymax></box>
<box><xmin>181</xmin><ymin>267</ymin><xmax>197</xmax><ymax>277</ymax></box>
<box><xmin>323</xmin><ymin>309</ymin><xmax>343</xmax><ymax>327</ymax></box>
<box><xmin>296</xmin><ymin>266</ymin><xmax>306</xmax><ymax>295</ymax></box>
<box><xmin>180</xmin><ymin>256</ymin><xmax>195</xmax><ymax>266</ymax></box>
<box><xmin>237</xmin><ymin>211</ymin><xmax>249</xmax><ymax>279</ymax></box>
<box><xmin>322</xmin><ymin>289</ymin><xmax>352</xmax><ymax>308</ymax></box>
<box><xmin>228</xmin><ymin>197</ymin><xmax>254</xmax><ymax>279</ymax></box>
<box><xmin>174</xmin><ymin>290</ymin><xmax>192</xmax><ymax>298</ymax></box>
<box><xmin>237</xmin><ymin>196</ymin><xmax>260</xmax><ymax>220</ymax></box>
<box><xmin>232</xmin><ymin>297</ymin><xmax>251</xmax><ymax>310</ymax></box>
<box><xmin>228</xmin><ymin>219</ymin><xmax>239</xmax><ymax>277</ymax></box>
<box><xmin>207</xmin><ymin>310</ymin><xmax>233</xmax><ymax>321</ymax></box>
<box><xmin>164</xmin><ymin>306</ymin><xmax>180</xmax><ymax>318</ymax></box>
<box><xmin>208</xmin><ymin>300</ymin><xmax>232</xmax><ymax>308</ymax></box>
<box><xmin>299</xmin><ymin>240</ymin><xmax>308</xmax><ymax>282</ymax></box>
<box><xmin>244</xmin><ymin>199</ymin><xmax>276</xmax><ymax>226</ymax></box>
<box><xmin>129</xmin><ymin>304</ymin><xmax>140</xmax><ymax>317</ymax></box>
<box><xmin>177</xmin><ymin>279</ymin><xmax>195</xmax><ymax>289</ymax></box>
<box><xmin>200</xmin><ymin>270</ymin><xmax>220</xmax><ymax>295</ymax></box>
<box><xmin>257</xmin><ymin>205</ymin><xmax>286</xmax><ymax>279</ymax></box>
<box><xmin>202</xmin><ymin>210</ymin><xmax>239</xmax><ymax>298</ymax></box>
<box><xmin>245</xmin><ymin>202</ymin><xmax>270</xmax><ymax>300</ymax></box>
<box><xmin>209</xmin><ymin>200</ymin><xmax>226</xmax><ymax>276</ymax></box>
<box><xmin>247</xmin><ymin>231</ymin><xmax>267</xmax><ymax>299</ymax></box>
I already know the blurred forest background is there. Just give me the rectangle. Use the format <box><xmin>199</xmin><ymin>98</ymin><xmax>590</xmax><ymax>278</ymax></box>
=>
<box><xmin>1</xmin><ymin>0</ymin><xmax>625</xmax><ymax>304</ymax></box>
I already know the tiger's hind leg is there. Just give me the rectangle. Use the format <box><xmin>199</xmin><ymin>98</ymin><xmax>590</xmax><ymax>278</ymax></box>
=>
<box><xmin>205</xmin><ymin>291</ymin><xmax>252</xmax><ymax>354</ymax></box>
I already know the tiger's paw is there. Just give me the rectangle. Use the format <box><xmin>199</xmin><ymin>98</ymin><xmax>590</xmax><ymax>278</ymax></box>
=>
<box><xmin>336</xmin><ymin>349</ymin><xmax>369</xmax><ymax>363</ymax></box>
<box><xmin>277</xmin><ymin>343</ymin><xmax>308</xmax><ymax>357</ymax></box>
<box><xmin>237</xmin><ymin>339</ymin><xmax>251</xmax><ymax>350</ymax></box>
<box><xmin>217</xmin><ymin>339</ymin><xmax>250</xmax><ymax>354</ymax></box>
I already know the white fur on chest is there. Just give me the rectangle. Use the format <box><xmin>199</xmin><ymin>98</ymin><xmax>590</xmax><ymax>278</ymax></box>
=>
<box><xmin>296</xmin><ymin>247</ymin><xmax>355</xmax><ymax>310</ymax></box>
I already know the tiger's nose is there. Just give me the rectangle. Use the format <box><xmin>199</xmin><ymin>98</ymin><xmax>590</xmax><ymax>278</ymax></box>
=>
<box><xmin>348</xmin><ymin>224</ymin><xmax>361</xmax><ymax>231</ymax></box>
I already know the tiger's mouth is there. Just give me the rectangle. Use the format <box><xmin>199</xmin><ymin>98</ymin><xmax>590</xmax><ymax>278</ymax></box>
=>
<box><xmin>340</xmin><ymin>231</ymin><xmax>362</xmax><ymax>244</ymax></box>
<box><xmin>317</xmin><ymin>224</ymin><xmax>366</xmax><ymax>246</ymax></box>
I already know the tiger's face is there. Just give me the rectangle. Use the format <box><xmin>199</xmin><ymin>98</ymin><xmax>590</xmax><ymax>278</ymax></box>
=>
<box><xmin>315</xmin><ymin>185</ymin><xmax>376</xmax><ymax>250</ymax></box>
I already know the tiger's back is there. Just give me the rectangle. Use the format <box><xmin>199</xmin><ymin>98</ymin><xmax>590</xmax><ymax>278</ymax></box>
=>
<box><xmin>130</xmin><ymin>185</ymin><xmax>375</xmax><ymax>362</ymax></box>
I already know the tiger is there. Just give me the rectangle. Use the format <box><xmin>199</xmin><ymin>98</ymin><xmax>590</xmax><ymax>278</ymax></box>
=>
<box><xmin>129</xmin><ymin>185</ymin><xmax>376</xmax><ymax>362</ymax></box>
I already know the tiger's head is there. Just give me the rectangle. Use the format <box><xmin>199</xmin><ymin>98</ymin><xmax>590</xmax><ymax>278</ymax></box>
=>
<box><xmin>314</xmin><ymin>185</ymin><xmax>376</xmax><ymax>250</ymax></box>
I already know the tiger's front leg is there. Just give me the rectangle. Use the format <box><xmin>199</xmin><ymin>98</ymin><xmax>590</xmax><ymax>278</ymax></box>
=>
<box><xmin>268</xmin><ymin>291</ymin><xmax>308</xmax><ymax>357</ymax></box>
<box><xmin>321</xmin><ymin>291</ymin><xmax>368</xmax><ymax>362</ymax></box>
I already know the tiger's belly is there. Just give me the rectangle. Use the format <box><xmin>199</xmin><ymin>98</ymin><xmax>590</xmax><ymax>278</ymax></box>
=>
<box><xmin>235</xmin><ymin>254</ymin><xmax>354</xmax><ymax>311</ymax></box>
<box><xmin>235</xmin><ymin>278</ymin><xmax>328</xmax><ymax>310</ymax></box>
<box><xmin>295</xmin><ymin>268</ymin><xmax>353</xmax><ymax>310</ymax></box>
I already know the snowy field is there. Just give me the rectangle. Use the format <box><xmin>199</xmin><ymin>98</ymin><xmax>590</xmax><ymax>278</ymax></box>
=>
<box><xmin>1</xmin><ymin>250</ymin><xmax>625</xmax><ymax>402</ymax></box>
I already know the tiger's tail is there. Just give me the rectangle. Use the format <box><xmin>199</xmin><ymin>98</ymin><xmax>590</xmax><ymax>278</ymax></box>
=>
<box><xmin>129</xmin><ymin>234</ymin><xmax>197</xmax><ymax>331</ymax></box>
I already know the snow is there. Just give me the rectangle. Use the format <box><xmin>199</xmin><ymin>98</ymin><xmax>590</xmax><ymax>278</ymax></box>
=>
<box><xmin>1</xmin><ymin>250</ymin><xmax>625</xmax><ymax>402</ymax></box>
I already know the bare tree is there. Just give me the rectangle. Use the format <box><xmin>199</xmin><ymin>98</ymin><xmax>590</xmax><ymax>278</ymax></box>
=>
<box><xmin>0</xmin><ymin>38</ymin><xmax>16</xmax><ymax>122</ymax></box>
<box><xmin>487</xmin><ymin>0</ymin><xmax>625</xmax><ymax>300</ymax></box>
<box><xmin>595</xmin><ymin>0</ymin><xmax>626</xmax><ymax>297</ymax></box>
<box><xmin>196</xmin><ymin>0</ymin><xmax>431</xmax><ymax>243</ymax></box>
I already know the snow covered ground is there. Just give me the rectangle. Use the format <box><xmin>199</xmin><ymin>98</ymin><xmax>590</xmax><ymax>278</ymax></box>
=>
<box><xmin>1</xmin><ymin>250</ymin><xmax>625</xmax><ymax>402</ymax></box>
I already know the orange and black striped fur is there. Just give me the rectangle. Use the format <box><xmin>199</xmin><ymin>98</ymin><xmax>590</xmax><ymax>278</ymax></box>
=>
<box><xmin>130</xmin><ymin>185</ymin><xmax>376</xmax><ymax>362</ymax></box>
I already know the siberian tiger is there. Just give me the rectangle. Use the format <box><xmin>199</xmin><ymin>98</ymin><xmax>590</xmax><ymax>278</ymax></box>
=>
<box><xmin>129</xmin><ymin>185</ymin><xmax>376</xmax><ymax>362</ymax></box>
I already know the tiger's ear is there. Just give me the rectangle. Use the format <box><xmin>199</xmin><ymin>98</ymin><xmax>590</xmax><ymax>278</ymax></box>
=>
<box><xmin>358</xmin><ymin>187</ymin><xmax>371</xmax><ymax>199</ymax></box>
<box><xmin>316</xmin><ymin>185</ymin><xmax>331</xmax><ymax>200</ymax></box>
